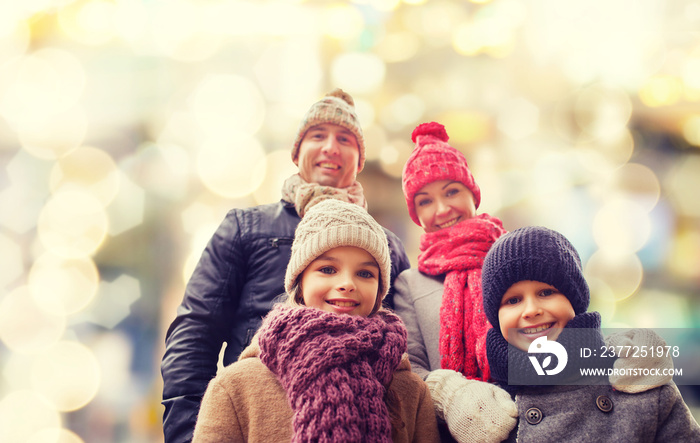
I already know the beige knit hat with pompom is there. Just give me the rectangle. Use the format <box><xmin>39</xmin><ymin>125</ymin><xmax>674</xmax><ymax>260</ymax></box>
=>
<box><xmin>291</xmin><ymin>88</ymin><xmax>366</xmax><ymax>173</ymax></box>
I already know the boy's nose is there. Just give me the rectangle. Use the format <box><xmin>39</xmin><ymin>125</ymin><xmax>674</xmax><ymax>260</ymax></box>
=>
<box><xmin>522</xmin><ymin>298</ymin><xmax>542</xmax><ymax>318</ymax></box>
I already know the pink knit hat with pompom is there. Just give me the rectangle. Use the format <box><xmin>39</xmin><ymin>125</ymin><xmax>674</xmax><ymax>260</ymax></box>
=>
<box><xmin>402</xmin><ymin>122</ymin><xmax>481</xmax><ymax>226</ymax></box>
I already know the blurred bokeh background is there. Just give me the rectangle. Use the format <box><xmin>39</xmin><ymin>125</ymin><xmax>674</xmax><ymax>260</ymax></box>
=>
<box><xmin>0</xmin><ymin>0</ymin><xmax>699</xmax><ymax>441</ymax></box>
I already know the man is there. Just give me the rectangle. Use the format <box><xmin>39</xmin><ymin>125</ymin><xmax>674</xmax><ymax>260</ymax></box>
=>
<box><xmin>160</xmin><ymin>89</ymin><xmax>410</xmax><ymax>442</ymax></box>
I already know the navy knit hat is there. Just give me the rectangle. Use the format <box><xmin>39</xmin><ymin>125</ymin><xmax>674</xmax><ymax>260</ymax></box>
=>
<box><xmin>481</xmin><ymin>226</ymin><xmax>590</xmax><ymax>329</ymax></box>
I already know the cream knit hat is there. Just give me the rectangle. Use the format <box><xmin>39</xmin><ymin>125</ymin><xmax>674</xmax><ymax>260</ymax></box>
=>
<box><xmin>291</xmin><ymin>88</ymin><xmax>366</xmax><ymax>172</ymax></box>
<box><xmin>284</xmin><ymin>199</ymin><xmax>391</xmax><ymax>307</ymax></box>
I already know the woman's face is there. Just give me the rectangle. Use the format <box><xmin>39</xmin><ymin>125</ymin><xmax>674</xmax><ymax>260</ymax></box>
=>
<box><xmin>414</xmin><ymin>179</ymin><xmax>477</xmax><ymax>232</ymax></box>
<box><xmin>299</xmin><ymin>246</ymin><xmax>380</xmax><ymax>317</ymax></box>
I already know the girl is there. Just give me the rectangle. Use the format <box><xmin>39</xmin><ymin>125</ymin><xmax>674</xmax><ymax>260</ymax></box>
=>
<box><xmin>193</xmin><ymin>198</ymin><xmax>439</xmax><ymax>442</ymax></box>
<box><xmin>481</xmin><ymin>226</ymin><xmax>700</xmax><ymax>442</ymax></box>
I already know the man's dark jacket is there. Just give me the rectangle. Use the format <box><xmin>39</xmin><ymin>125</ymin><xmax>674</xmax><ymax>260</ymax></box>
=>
<box><xmin>161</xmin><ymin>200</ymin><xmax>410</xmax><ymax>442</ymax></box>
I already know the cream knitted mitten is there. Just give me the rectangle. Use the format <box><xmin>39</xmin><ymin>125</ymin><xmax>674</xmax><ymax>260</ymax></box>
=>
<box><xmin>606</xmin><ymin>328</ymin><xmax>673</xmax><ymax>393</ymax></box>
<box><xmin>426</xmin><ymin>369</ymin><xmax>517</xmax><ymax>443</ymax></box>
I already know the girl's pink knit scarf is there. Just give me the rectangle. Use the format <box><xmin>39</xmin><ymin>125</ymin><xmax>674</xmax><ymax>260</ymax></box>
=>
<box><xmin>418</xmin><ymin>214</ymin><xmax>506</xmax><ymax>381</ymax></box>
<box><xmin>258</xmin><ymin>305</ymin><xmax>407</xmax><ymax>443</ymax></box>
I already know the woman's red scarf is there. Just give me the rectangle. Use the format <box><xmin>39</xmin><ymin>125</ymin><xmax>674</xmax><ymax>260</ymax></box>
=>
<box><xmin>418</xmin><ymin>214</ymin><xmax>506</xmax><ymax>381</ymax></box>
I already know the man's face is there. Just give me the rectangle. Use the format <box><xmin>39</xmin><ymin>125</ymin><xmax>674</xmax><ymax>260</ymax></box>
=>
<box><xmin>295</xmin><ymin>123</ymin><xmax>360</xmax><ymax>189</ymax></box>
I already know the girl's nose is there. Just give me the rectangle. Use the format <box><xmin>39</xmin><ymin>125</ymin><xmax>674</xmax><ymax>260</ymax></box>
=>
<box><xmin>335</xmin><ymin>272</ymin><xmax>355</xmax><ymax>293</ymax></box>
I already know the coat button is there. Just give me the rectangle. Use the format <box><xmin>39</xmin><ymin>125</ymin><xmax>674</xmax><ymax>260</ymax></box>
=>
<box><xmin>596</xmin><ymin>395</ymin><xmax>613</xmax><ymax>412</ymax></box>
<box><xmin>525</xmin><ymin>407</ymin><xmax>543</xmax><ymax>424</ymax></box>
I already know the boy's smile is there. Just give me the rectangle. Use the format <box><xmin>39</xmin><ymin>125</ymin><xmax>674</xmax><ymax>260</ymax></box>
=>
<box><xmin>498</xmin><ymin>280</ymin><xmax>576</xmax><ymax>352</ymax></box>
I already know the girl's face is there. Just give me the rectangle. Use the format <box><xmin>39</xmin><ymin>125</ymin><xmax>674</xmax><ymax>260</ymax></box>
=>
<box><xmin>299</xmin><ymin>246</ymin><xmax>380</xmax><ymax>317</ymax></box>
<box><xmin>414</xmin><ymin>179</ymin><xmax>477</xmax><ymax>233</ymax></box>
<box><xmin>498</xmin><ymin>280</ymin><xmax>576</xmax><ymax>352</ymax></box>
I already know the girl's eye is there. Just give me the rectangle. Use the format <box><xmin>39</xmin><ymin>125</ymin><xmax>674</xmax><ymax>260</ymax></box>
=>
<box><xmin>338</xmin><ymin>136</ymin><xmax>349</xmax><ymax>144</ymax></box>
<box><xmin>319</xmin><ymin>266</ymin><xmax>335</xmax><ymax>275</ymax></box>
<box><xmin>357</xmin><ymin>270</ymin><xmax>375</xmax><ymax>279</ymax></box>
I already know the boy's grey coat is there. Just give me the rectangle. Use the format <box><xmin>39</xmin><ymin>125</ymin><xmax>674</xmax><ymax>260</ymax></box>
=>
<box><xmin>506</xmin><ymin>383</ymin><xmax>700</xmax><ymax>442</ymax></box>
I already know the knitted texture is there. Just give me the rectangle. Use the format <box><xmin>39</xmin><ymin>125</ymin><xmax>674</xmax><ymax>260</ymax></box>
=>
<box><xmin>606</xmin><ymin>328</ymin><xmax>674</xmax><ymax>393</ymax></box>
<box><xmin>284</xmin><ymin>199</ymin><xmax>390</xmax><ymax>309</ymax></box>
<box><xmin>258</xmin><ymin>305</ymin><xmax>407</xmax><ymax>443</ymax></box>
<box><xmin>292</xmin><ymin>88</ymin><xmax>366</xmax><ymax>172</ymax></box>
<box><xmin>281</xmin><ymin>173</ymin><xmax>367</xmax><ymax>218</ymax></box>
<box><xmin>425</xmin><ymin>369</ymin><xmax>517</xmax><ymax>443</ymax></box>
<box><xmin>481</xmin><ymin>226</ymin><xmax>590</xmax><ymax>330</ymax></box>
<box><xmin>418</xmin><ymin>214</ymin><xmax>506</xmax><ymax>381</ymax></box>
<box><xmin>402</xmin><ymin>122</ymin><xmax>481</xmax><ymax>226</ymax></box>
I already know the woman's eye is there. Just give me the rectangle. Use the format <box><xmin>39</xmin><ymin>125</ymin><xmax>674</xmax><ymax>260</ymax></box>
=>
<box><xmin>539</xmin><ymin>288</ymin><xmax>556</xmax><ymax>297</ymax></box>
<box><xmin>445</xmin><ymin>188</ymin><xmax>459</xmax><ymax>197</ymax></box>
<box><xmin>319</xmin><ymin>266</ymin><xmax>335</xmax><ymax>275</ymax></box>
<box><xmin>357</xmin><ymin>270</ymin><xmax>375</xmax><ymax>279</ymax></box>
<box><xmin>417</xmin><ymin>198</ymin><xmax>431</xmax><ymax>207</ymax></box>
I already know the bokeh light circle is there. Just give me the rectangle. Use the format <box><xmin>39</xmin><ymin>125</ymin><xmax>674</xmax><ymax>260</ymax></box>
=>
<box><xmin>196</xmin><ymin>135</ymin><xmax>267</xmax><ymax>198</ymax></box>
<box><xmin>252</xmin><ymin>150</ymin><xmax>299</xmax><ymax>205</ymax></box>
<box><xmin>37</xmin><ymin>190</ymin><xmax>108</xmax><ymax>258</ymax></box>
<box><xmin>27</xmin><ymin>428</ymin><xmax>85</xmax><ymax>443</ymax></box>
<box><xmin>29</xmin><ymin>253</ymin><xmax>100</xmax><ymax>316</ymax></box>
<box><xmin>592</xmin><ymin>197</ymin><xmax>651</xmax><ymax>254</ymax></box>
<box><xmin>331</xmin><ymin>53</ymin><xmax>386</xmax><ymax>94</ymax></box>
<box><xmin>17</xmin><ymin>107</ymin><xmax>87</xmax><ymax>160</ymax></box>
<box><xmin>191</xmin><ymin>74</ymin><xmax>266</xmax><ymax>137</ymax></box>
<box><xmin>49</xmin><ymin>146</ymin><xmax>120</xmax><ymax>206</ymax></box>
<box><xmin>585</xmin><ymin>250</ymin><xmax>643</xmax><ymax>302</ymax></box>
<box><xmin>0</xmin><ymin>286</ymin><xmax>66</xmax><ymax>354</ymax></box>
<box><xmin>31</xmin><ymin>341</ymin><xmax>101</xmax><ymax>412</ymax></box>
<box><xmin>0</xmin><ymin>390</ymin><xmax>61</xmax><ymax>443</ymax></box>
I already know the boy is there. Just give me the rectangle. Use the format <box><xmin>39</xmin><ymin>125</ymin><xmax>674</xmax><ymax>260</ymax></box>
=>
<box><xmin>480</xmin><ymin>226</ymin><xmax>700</xmax><ymax>442</ymax></box>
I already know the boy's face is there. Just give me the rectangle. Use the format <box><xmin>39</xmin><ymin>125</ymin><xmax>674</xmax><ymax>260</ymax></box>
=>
<box><xmin>498</xmin><ymin>280</ymin><xmax>576</xmax><ymax>352</ymax></box>
<box><xmin>294</xmin><ymin>123</ymin><xmax>360</xmax><ymax>189</ymax></box>
<box><xmin>299</xmin><ymin>246</ymin><xmax>379</xmax><ymax>317</ymax></box>
<box><xmin>413</xmin><ymin>179</ymin><xmax>477</xmax><ymax>233</ymax></box>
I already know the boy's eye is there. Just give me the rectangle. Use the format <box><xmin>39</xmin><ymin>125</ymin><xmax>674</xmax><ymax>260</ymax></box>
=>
<box><xmin>503</xmin><ymin>297</ymin><xmax>520</xmax><ymax>306</ymax></box>
<box><xmin>318</xmin><ymin>266</ymin><xmax>335</xmax><ymax>275</ymax></box>
<box><xmin>357</xmin><ymin>269</ymin><xmax>375</xmax><ymax>279</ymax></box>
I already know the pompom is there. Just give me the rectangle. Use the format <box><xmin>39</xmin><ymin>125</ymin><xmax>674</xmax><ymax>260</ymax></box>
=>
<box><xmin>411</xmin><ymin>122</ymin><xmax>449</xmax><ymax>144</ymax></box>
<box><xmin>326</xmin><ymin>88</ymin><xmax>354</xmax><ymax>107</ymax></box>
